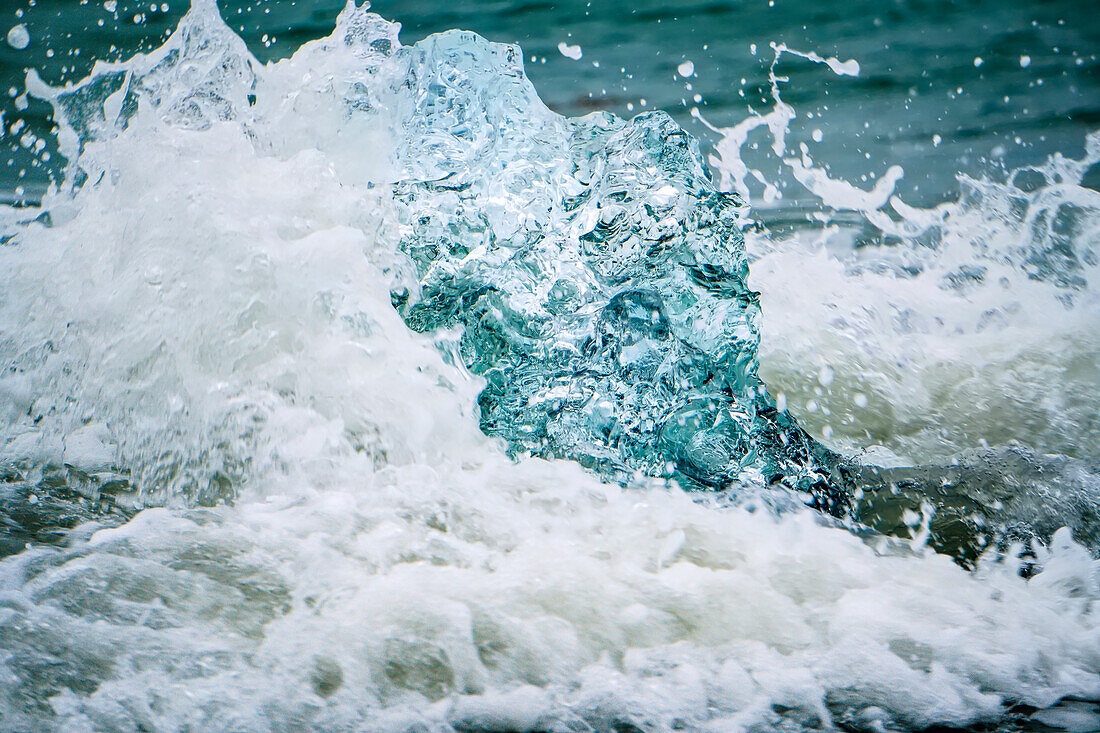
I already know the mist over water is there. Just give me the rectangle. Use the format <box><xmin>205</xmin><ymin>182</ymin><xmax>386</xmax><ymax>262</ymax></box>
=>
<box><xmin>0</xmin><ymin>1</ymin><xmax>1098</xmax><ymax>731</ymax></box>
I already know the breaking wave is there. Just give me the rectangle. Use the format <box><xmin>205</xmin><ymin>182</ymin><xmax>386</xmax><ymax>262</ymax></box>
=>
<box><xmin>0</xmin><ymin>3</ymin><xmax>1097</xmax><ymax>731</ymax></box>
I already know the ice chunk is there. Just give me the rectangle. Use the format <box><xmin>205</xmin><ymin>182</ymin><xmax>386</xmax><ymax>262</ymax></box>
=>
<box><xmin>388</xmin><ymin>32</ymin><xmax>847</xmax><ymax>506</ymax></box>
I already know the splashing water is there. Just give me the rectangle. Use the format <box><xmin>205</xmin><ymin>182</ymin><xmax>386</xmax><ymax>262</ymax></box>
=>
<box><xmin>689</xmin><ymin>43</ymin><xmax>1100</xmax><ymax>561</ymax></box>
<box><xmin>0</xmin><ymin>3</ymin><xmax>1097</xmax><ymax>731</ymax></box>
<box><xmin>698</xmin><ymin>43</ymin><xmax>1100</xmax><ymax>470</ymax></box>
<box><xmin>8</xmin><ymin>0</ymin><xmax>850</xmax><ymax>508</ymax></box>
<box><xmin>388</xmin><ymin>31</ymin><xmax>849</xmax><ymax>503</ymax></box>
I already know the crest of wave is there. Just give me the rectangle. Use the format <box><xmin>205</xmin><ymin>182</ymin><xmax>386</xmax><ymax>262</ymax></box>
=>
<box><xmin>4</xmin><ymin>0</ymin><xmax>849</xmax><ymax>504</ymax></box>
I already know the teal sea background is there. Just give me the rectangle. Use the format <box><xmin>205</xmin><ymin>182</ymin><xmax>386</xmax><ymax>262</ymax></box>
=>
<box><xmin>2</xmin><ymin>0</ymin><xmax>1098</xmax><ymax>208</ymax></box>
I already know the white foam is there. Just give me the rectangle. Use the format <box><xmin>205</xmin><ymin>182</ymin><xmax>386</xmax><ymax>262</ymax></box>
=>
<box><xmin>700</xmin><ymin>44</ymin><xmax>1100</xmax><ymax>464</ymax></box>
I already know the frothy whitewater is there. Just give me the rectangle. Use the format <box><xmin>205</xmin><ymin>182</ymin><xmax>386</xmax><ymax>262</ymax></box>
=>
<box><xmin>0</xmin><ymin>2</ymin><xmax>1097</xmax><ymax>731</ymax></box>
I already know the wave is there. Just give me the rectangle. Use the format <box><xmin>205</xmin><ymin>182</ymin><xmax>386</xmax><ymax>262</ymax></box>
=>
<box><xmin>0</xmin><ymin>2</ymin><xmax>1097</xmax><ymax>731</ymax></box>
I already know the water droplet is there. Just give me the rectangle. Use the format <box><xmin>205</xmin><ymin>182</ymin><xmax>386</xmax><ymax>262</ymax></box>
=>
<box><xmin>1019</xmin><ymin>55</ymin><xmax>1031</xmax><ymax>68</ymax></box>
<box><xmin>6</xmin><ymin>24</ymin><xmax>30</xmax><ymax>50</ymax></box>
<box><xmin>677</xmin><ymin>60</ymin><xmax>694</xmax><ymax>78</ymax></box>
<box><xmin>557</xmin><ymin>42</ymin><xmax>582</xmax><ymax>61</ymax></box>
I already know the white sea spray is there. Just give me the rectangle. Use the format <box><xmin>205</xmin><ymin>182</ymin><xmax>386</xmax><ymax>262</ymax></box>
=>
<box><xmin>698</xmin><ymin>44</ymin><xmax>1100</xmax><ymax>466</ymax></box>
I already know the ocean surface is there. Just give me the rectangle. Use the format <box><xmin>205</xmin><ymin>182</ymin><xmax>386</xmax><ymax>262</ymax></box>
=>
<box><xmin>0</xmin><ymin>1</ymin><xmax>1098</xmax><ymax>731</ymax></box>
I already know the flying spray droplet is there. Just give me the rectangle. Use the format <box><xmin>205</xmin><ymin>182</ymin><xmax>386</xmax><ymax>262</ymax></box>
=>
<box><xmin>557</xmin><ymin>42</ymin><xmax>582</xmax><ymax>60</ymax></box>
<box><xmin>6</xmin><ymin>24</ymin><xmax>30</xmax><ymax>50</ymax></box>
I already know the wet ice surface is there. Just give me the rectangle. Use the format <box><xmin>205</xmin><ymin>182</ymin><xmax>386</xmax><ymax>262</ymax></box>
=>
<box><xmin>389</xmin><ymin>30</ymin><xmax>843</xmax><ymax>501</ymax></box>
<box><xmin>0</xmin><ymin>2</ymin><xmax>1097</xmax><ymax>731</ymax></box>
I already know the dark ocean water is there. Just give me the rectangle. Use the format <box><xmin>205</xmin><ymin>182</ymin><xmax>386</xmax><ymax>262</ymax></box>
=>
<box><xmin>2</xmin><ymin>0</ymin><xmax>1098</xmax><ymax>206</ymax></box>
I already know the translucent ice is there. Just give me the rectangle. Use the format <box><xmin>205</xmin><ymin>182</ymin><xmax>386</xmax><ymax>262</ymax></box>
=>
<box><xmin>387</xmin><ymin>31</ymin><xmax>846</xmax><ymax>505</ymax></box>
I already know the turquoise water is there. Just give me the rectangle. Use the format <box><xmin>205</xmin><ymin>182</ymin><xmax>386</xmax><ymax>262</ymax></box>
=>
<box><xmin>2</xmin><ymin>0</ymin><xmax>1097</xmax><ymax>206</ymax></box>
